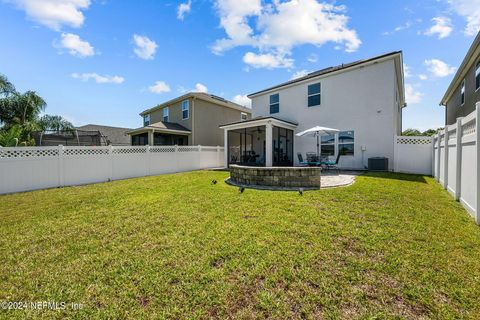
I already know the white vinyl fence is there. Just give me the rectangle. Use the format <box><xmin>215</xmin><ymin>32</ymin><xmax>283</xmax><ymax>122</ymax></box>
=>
<box><xmin>0</xmin><ymin>145</ymin><xmax>224</xmax><ymax>195</ymax></box>
<box><xmin>394</xmin><ymin>135</ymin><xmax>433</xmax><ymax>175</ymax></box>
<box><xmin>433</xmin><ymin>103</ymin><xmax>480</xmax><ymax>224</ymax></box>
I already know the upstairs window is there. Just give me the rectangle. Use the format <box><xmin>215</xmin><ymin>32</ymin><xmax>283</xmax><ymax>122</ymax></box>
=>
<box><xmin>143</xmin><ymin>114</ymin><xmax>150</xmax><ymax>126</ymax></box>
<box><xmin>270</xmin><ymin>94</ymin><xmax>279</xmax><ymax>114</ymax></box>
<box><xmin>461</xmin><ymin>79</ymin><xmax>465</xmax><ymax>106</ymax></box>
<box><xmin>476</xmin><ymin>61</ymin><xmax>480</xmax><ymax>91</ymax></box>
<box><xmin>308</xmin><ymin>83</ymin><xmax>321</xmax><ymax>107</ymax></box>
<box><xmin>181</xmin><ymin>100</ymin><xmax>189</xmax><ymax>120</ymax></box>
<box><xmin>163</xmin><ymin>107</ymin><xmax>169</xmax><ymax>122</ymax></box>
<box><xmin>241</xmin><ymin>112</ymin><xmax>248</xmax><ymax>121</ymax></box>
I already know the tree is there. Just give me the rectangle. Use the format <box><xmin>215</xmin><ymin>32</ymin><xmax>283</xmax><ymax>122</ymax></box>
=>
<box><xmin>0</xmin><ymin>125</ymin><xmax>22</xmax><ymax>147</ymax></box>
<box><xmin>0</xmin><ymin>74</ymin><xmax>15</xmax><ymax>97</ymax></box>
<box><xmin>402</xmin><ymin>128</ymin><xmax>422</xmax><ymax>136</ymax></box>
<box><xmin>38</xmin><ymin>114</ymin><xmax>73</xmax><ymax>133</ymax></box>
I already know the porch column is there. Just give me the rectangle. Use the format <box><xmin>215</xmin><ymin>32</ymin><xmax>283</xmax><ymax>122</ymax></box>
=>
<box><xmin>224</xmin><ymin>129</ymin><xmax>228</xmax><ymax>168</ymax></box>
<box><xmin>266</xmin><ymin>122</ymin><xmax>273</xmax><ymax>167</ymax></box>
<box><xmin>148</xmin><ymin>130</ymin><xmax>154</xmax><ymax>146</ymax></box>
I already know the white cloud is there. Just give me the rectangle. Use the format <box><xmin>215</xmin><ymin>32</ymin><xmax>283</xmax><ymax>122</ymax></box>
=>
<box><xmin>446</xmin><ymin>0</ymin><xmax>480</xmax><ymax>36</ymax></box>
<box><xmin>419</xmin><ymin>74</ymin><xmax>428</xmax><ymax>80</ymax></box>
<box><xmin>11</xmin><ymin>0</ymin><xmax>90</xmax><ymax>30</ymax></box>
<box><xmin>212</xmin><ymin>0</ymin><xmax>360</xmax><ymax>68</ymax></box>
<box><xmin>133</xmin><ymin>34</ymin><xmax>158</xmax><ymax>60</ymax></box>
<box><xmin>177</xmin><ymin>0</ymin><xmax>191</xmax><ymax>20</ymax></box>
<box><xmin>425</xmin><ymin>59</ymin><xmax>456</xmax><ymax>77</ymax></box>
<box><xmin>71</xmin><ymin>73</ymin><xmax>124</xmax><ymax>84</ymax></box>
<box><xmin>291</xmin><ymin>70</ymin><xmax>309</xmax><ymax>80</ymax></box>
<box><xmin>405</xmin><ymin>84</ymin><xmax>423</xmax><ymax>104</ymax></box>
<box><xmin>424</xmin><ymin>17</ymin><xmax>453</xmax><ymax>39</ymax></box>
<box><xmin>148</xmin><ymin>81</ymin><xmax>171</xmax><ymax>94</ymax></box>
<box><xmin>232</xmin><ymin>94</ymin><xmax>252</xmax><ymax>108</ymax></box>
<box><xmin>403</xmin><ymin>64</ymin><xmax>412</xmax><ymax>78</ymax></box>
<box><xmin>194</xmin><ymin>83</ymin><xmax>208</xmax><ymax>93</ymax></box>
<box><xmin>307</xmin><ymin>54</ymin><xmax>318</xmax><ymax>63</ymax></box>
<box><xmin>58</xmin><ymin>32</ymin><xmax>94</xmax><ymax>57</ymax></box>
<box><xmin>383</xmin><ymin>21</ymin><xmax>413</xmax><ymax>35</ymax></box>
<box><xmin>243</xmin><ymin>51</ymin><xmax>293</xmax><ymax>69</ymax></box>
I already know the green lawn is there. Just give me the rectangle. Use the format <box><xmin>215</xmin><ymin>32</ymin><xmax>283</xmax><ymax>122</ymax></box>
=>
<box><xmin>1</xmin><ymin>171</ymin><xmax>480</xmax><ymax>319</ymax></box>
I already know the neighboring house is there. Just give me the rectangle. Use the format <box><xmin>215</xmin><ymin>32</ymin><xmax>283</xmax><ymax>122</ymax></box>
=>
<box><xmin>76</xmin><ymin>124</ymin><xmax>132</xmax><ymax>146</ymax></box>
<box><xmin>440</xmin><ymin>31</ymin><xmax>480</xmax><ymax>125</ymax></box>
<box><xmin>128</xmin><ymin>92</ymin><xmax>252</xmax><ymax>146</ymax></box>
<box><xmin>220</xmin><ymin>51</ymin><xmax>406</xmax><ymax>170</ymax></box>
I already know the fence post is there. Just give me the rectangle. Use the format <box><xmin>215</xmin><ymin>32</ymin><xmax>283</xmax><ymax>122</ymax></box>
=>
<box><xmin>431</xmin><ymin>136</ymin><xmax>435</xmax><ymax>177</ymax></box>
<box><xmin>455</xmin><ymin>117</ymin><xmax>463</xmax><ymax>201</ymax></box>
<box><xmin>436</xmin><ymin>131</ymin><xmax>441</xmax><ymax>182</ymax></box>
<box><xmin>475</xmin><ymin>103</ymin><xmax>480</xmax><ymax>224</ymax></box>
<box><xmin>109</xmin><ymin>145</ymin><xmax>113</xmax><ymax>181</ymax></box>
<box><xmin>146</xmin><ymin>145</ymin><xmax>150</xmax><ymax>177</ymax></box>
<box><xmin>174</xmin><ymin>144</ymin><xmax>178</xmax><ymax>172</ymax></box>
<box><xmin>58</xmin><ymin>145</ymin><xmax>64</xmax><ymax>187</ymax></box>
<box><xmin>443</xmin><ymin>125</ymin><xmax>449</xmax><ymax>189</ymax></box>
<box><xmin>393</xmin><ymin>135</ymin><xmax>399</xmax><ymax>173</ymax></box>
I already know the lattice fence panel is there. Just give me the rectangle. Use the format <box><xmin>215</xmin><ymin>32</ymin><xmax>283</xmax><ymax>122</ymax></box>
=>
<box><xmin>396</xmin><ymin>136</ymin><xmax>432</xmax><ymax>145</ymax></box>
<box><xmin>462</xmin><ymin>120</ymin><xmax>476</xmax><ymax>136</ymax></box>
<box><xmin>178</xmin><ymin>146</ymin><xmax>200</xmax><ymax>152</ymax></box>
<box><xmin>112</xmin><ymin>147</ymin><xmax>147</xmax><ymax>155</ymax></box>
<box><xmin>0</xmin><ymin>148</ymin><xmax>59</xmax><ymax>158</ymax></box>
<box><xmin>150</xmin><ymin>146</ymin><xmax>175</xmax><ymax>153</ymax></box>
<box><xmin>64</xmin><ymin>148</ymin><xmax>109</xmax><ymax>156</ymax></box>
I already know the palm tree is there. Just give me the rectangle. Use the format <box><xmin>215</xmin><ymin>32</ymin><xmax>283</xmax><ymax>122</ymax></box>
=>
<box><xmin>0</xmin><ymin>90</ymin><xmax>46</xmax><ymax>129</ymax></box>
<box><xmin>38</xmin><ymin>114</ymin><xmax>73</xmax><ymax>133</ymax></box>
<box><xmin>0</xmin><ymin>74</ymin><xmax>15</xmax><ymax>97</ymax></box>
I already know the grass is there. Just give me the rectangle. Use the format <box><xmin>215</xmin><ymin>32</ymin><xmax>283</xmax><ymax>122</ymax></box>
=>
<box><xmin>1</xmin><ymin>171</ymin><xmax>480</xmax><ymax>319</ymax></box>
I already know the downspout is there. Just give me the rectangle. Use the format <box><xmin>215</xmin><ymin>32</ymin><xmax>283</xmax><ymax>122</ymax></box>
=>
<box><xmin>191</xmin><ymin>97</ymin><xmax>195</xmax><ymax>145</ymax></box>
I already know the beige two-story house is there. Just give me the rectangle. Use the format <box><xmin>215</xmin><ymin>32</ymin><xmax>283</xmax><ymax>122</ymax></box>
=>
<box><xmin>128</xmin><ymin>92</ymin><xmax>252</xmax><ymax>146</ymax></box>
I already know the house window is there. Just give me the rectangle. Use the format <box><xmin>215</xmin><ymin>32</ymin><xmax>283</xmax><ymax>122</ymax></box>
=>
<box><xmin>338</xmin><ymin>131</ymin><xmax>354</xmax><ymax>156</ymax></box>
<box><xmin>270</xmin><ymin>94</ymin><xmax>279</xmax><ymax>114</ymax></box>
<box><xmin>460</xmin><ymin>79</ymin><xmax>465</xmax><ymax>106</ymax></box>
<box><xmin>163</xmin><ymin>107</ymin><xmax>169</xmax><ymax>122</ymax></box>
<box><xmin>321</xmin><ymin>134</ymin><xmax>335</xmax><ymax>157</ymax></box>
<box><xmin>476</xmin><ymin>61</ymin><xmax>480</xmax><ymax>91</ymax></box>
<box><xmin>241</xmin><ymin>112</ymin><xmax>248</xmax><ymax>121</ymax></box>
<box><xmin>307</xmin><ymin>83</ymin><xmax>321</xmax><ymax>107</ymax></box>
<box><xmin>143</xmin><ymin>114</ymin><xmax>150</xmax><ymax>126</ymax></box>
<box><xmin>182</xmin><ymin>100</ymin><xmax>189</xmax><ymax>120</ymax></box>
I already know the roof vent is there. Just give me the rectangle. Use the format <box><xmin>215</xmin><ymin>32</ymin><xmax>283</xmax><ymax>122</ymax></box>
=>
<box><xmin>210</xmin><ymin>94</ymin><xmax>227</xmax><ymax>102</ymax></box>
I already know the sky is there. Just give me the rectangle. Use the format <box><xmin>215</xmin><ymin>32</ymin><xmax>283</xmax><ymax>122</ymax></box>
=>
<box><xmin>0</xmin><ymin>0</ymin><xmax>479</xmax><ymax>131</ymax></box>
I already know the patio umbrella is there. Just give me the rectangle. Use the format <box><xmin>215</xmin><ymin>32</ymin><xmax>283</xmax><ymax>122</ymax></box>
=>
<box><xmin>296</xmin><ymin>126</ymin><xmax>339</xmax><ymax>160</ymax></box>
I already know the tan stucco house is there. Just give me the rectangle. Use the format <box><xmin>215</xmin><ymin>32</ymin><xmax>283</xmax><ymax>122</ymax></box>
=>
<box><xmin>127</xmin><ymin>92</ymin><xmax>252</xmax><ymax>146</ymax></box>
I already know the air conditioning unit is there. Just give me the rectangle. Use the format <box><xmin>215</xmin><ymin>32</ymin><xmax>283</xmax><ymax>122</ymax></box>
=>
<box><xmin>368</xmin><ymin>157</ymin><xmax>388</xmax><ymax>171</ymax></box>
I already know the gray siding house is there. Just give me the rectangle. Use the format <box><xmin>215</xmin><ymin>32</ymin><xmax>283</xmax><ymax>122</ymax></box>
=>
<box><xmin>441</xmin><ymin>31</ymin><xmax>480</xmax><ymax>125</ymax></box>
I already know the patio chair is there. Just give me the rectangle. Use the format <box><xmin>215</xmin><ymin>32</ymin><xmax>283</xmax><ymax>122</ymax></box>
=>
<box><xmin>322</xmin><ymin>153</ymin><xmax>341</xmax><ymax>173</ymax></box>
<box><xmin>297</xmin><ymin>153</ymin><xmax>309</xmax><ymax>166</ymax></box>
<box><xmin>306</xmin><ymin>152</ymin><xmax>317</xmax><ymax>163</ymax></box>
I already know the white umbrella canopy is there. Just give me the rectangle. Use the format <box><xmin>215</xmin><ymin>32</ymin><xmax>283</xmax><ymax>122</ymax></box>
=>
<box><xmin>296</xmin><ymin>126</ymin><xmax>339</xmax><ymax>137</ymax></box>
<box><xmin>296</xmin><ymin>126</ymin><xmax>340</xmax><ymax>160</ymax></box>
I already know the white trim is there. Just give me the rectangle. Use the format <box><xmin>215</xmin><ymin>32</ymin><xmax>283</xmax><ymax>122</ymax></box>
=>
<box><xmin>128</xmin><ymin>128</ymin><xmax>191</xmax><ymax>136</ymax></box>
<box><xmin>220</xmin><ymin>118</ymin><xmax>297</xmax><ymax>131</ymax></box>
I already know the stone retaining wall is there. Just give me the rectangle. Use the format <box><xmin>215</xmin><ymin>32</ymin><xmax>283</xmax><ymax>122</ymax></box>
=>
<box><xmin>229</xmin><ymin>165</ymin><xmax>321</xmax><ymax>189</ymax></box>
